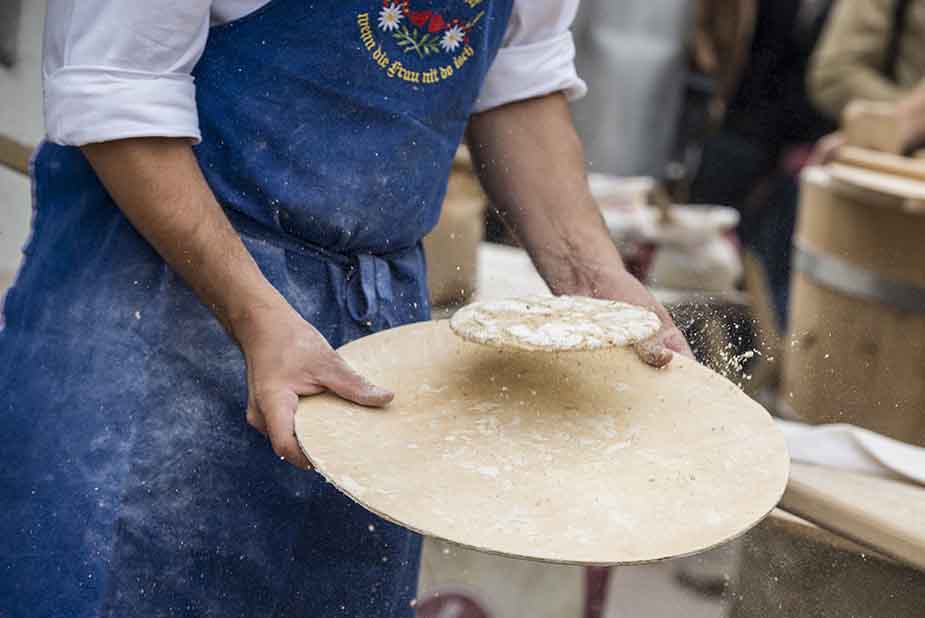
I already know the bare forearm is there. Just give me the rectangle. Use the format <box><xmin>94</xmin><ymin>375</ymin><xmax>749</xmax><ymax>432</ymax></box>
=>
<box><xmin>82</xmin><ymin>137</ymin><xmax>391</xmax><ymax>468</ymax></box>
<box><xmin>467</xmin><ymin>93</ymin><xmax>625</xmax><ymax>296</ymax></box>
<box><xmin>467</xmin><ymin>94</ymin><xmax>692</xmax><ymax>362</ymax></box>
<box><xmin>81</xmin><ymin>138</ymin><xmax>287</xmax><ymax>343</ymax></box>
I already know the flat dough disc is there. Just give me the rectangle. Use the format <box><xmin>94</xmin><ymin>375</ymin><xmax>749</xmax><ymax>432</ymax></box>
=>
<box><xmin>295</xmin><ymin>321</ymin><xmax>789</xmax><ymax>565</ymax></box>
<box><xmin>449</xmin><ymin>295</ymin><xmax>661</xmax><ymax>352</ymax></box>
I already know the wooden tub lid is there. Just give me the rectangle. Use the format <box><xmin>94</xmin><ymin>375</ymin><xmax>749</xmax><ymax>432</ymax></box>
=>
<box><xmin>295</xmin><ymin>320</ymin><xmax>789</xmax><ymax>565</ymax></box>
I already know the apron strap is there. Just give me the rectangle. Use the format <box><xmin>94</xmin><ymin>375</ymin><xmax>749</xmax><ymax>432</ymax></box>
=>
<box><xmin>225</xmin><ymin>208</ymin><xmax>411</xmax><ymax>329</ymax></box>
<box><xmin>345</xmin><ymin>253</ymin><xmax>396</xmax><ymax>327</ymax></box>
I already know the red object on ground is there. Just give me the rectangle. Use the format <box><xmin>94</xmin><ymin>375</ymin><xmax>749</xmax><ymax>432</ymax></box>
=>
<box><xmin>415</xmin><ymin>591</ymin><xmax>490</xmax><ymax>618</ymax></box>
<box><xmin>622</xmin><ymin>242</ymin><xmax>656</xmax><ymax>282</ymax></box>
<box><xmin>584</xmin><ymin>567</ymin><xmax>612</xmax><ymax>618</ymax></box>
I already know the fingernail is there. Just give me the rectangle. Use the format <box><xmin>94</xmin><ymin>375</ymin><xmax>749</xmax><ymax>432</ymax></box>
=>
<box><xmin>371</xmin><ymin>385</ymin><xmax>393</xmax><ymax>397</ymax></box>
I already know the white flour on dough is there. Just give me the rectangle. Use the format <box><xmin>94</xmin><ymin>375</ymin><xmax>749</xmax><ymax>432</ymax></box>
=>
<box><xmin>450</xmin><ymin>295</ymin><xmax>661</xmax><ymax>351</ymax></box>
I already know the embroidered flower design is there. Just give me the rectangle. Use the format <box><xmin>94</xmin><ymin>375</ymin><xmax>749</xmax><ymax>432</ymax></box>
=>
<box><xmin>378</xmin><ymin>3</ymin><xmax>404</xmax><ymax>31</ymax></box>
<box><xmin>440</xmin><ymin>25</ymin><xmax>465</xmax><ymax>52</ymax></box>
<box><xmin>374</xmin><ymin>2</ymin><xmax>484</xmax><ymax>59</ymax></box>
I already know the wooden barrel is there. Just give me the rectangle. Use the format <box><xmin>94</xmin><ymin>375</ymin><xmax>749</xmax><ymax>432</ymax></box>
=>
<box><xmin>782</xmin><ymin>167</ymin><xmax>925</xmax><ymax>446</ymax></box>
<box><xmin>423</xmin><ymin>149</ymin><xmax>485</xmax><ymax>308</ymax></box>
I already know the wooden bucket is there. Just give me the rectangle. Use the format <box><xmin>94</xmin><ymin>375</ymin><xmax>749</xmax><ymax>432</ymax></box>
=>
<box><xmin>423</xmin><ymin>149</ymin><xmax>485</xmax><ymax>308</ymax></box>
<box><xmin>782</xmin><ymin>167</ymin><xmax>925</xmax><ymax>445</ymax></box>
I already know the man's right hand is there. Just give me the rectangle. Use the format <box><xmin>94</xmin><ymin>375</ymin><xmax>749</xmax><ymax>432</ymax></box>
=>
<box><xmin>82</xmin><ymin>137</ymin><xmax>392</xmax><ymax>471</ymax></box>
<box><xmin>233</xmin><ymin>302</ymin><xmax>394</xmax><ymax>469</ymax></box>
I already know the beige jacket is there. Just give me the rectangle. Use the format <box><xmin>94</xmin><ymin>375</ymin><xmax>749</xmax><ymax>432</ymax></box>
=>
<box><xmin>809</xmin><ymin>0</ymin><xmax>925</xmax><ymax>119</ymax></box>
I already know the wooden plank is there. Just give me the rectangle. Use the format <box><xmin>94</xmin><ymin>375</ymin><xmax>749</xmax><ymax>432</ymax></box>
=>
<box><xmin>781</xmin><ymin>463</ymin><xmax>925</xmax><ymax>572</ymax></box>
<box><xmin>842</xmin><ymin>100</ymin><xmax>903</xmax><ymax>154</ymax></box>
<box><xmin>0</xmin><ymin>270</ymin><xmax>15</xmax><ymax>297</ymax></box>
<box><xmin>837</xmin><ymin>145</ymin><xmax>925</xmax><ymax>182</ymax></box>
<box><xmin>828</xmin><ymin>163</ymin><xmax>925</xmax><ymax>210</ymax></box>
<box><xmin>0</xmin><ymin>134</ymin><xmax>32</xmax><ymax>176</ymax></box>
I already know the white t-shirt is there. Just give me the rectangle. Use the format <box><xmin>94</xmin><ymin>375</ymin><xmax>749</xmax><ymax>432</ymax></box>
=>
<box><xmin>43</xmin><ymin>1</ymin><xmax>587</xmax><ymax>146</ymax></box>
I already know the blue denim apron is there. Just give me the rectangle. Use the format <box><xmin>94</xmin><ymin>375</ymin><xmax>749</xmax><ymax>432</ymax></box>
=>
<box><xmin>0</xmin><ymin>1</ymin><xmax>512</xmax><ymax>616</ymax></box>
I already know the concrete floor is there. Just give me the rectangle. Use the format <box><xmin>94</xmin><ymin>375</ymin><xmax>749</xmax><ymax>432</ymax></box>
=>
<box><xmin>604</xmin><ymin>555</ymin><xmax>733</xmax><ymax>618</ymax></box>
<box><xmin>418</xmin><ymin>514</ymin><xmax>925</xmax><ymax>618</ymax></box>
<box><xmin>418</xmin><ymin>538</ymin><xmax>736</xmax><ymax>618</ymax></box>
<box><xmin>420</xmin><ymin>539</ymin><xmax>585</xmax><ymax>617</ymax></box>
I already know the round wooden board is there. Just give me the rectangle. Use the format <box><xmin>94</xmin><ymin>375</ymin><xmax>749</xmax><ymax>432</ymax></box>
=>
<box><xmin>295</xmin><ymin>321</ymin><xmax>789</xmax><ymax>565</ymax></box>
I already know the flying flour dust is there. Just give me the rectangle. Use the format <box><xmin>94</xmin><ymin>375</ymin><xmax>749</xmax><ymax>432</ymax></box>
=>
<box><xmin>449</xmin><ymin>295</ymin><xmax>661</xmax><ymax>352</ymax></box>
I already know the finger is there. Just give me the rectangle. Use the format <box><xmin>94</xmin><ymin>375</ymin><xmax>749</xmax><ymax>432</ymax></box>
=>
<box><xmin>817</xmin><ymin>142</ymin><xmax>840</xmax><ymax>166</ymax></box>
<box><xmin>245</xmin><ymin>368</ymin><xmax>269</xmax><ymax>434</ymax></box>
<box><xmin>807</xmin><ymin>143</ymin><xmax>828</xmax><ymax>167</ymax></box>
<box><xmin>810</xmin><ymin>133</ymin><xmax>844</xmax><ymax>166</ymax></box>
<box><xmin>647</xmin><ymin>304</ymin><xmax>693</xmax><ymax>359</ymax></box>
<box><xmin>321</xmin><ymin>356</ymin><xmax>394</xmax><ymax>407</ymax></box>
<box><xmin>661</xmin><ymin>326</ymin><xmax>694</xmax><ymax>359</ymax></box>
<box><xmin>258</xmin><ymin>388</ymin><xmax>312</xmax><ymax>469</ymax></box>
<box><xmin>634</xmin><ymin>337</ymin><xmax>674</xmax><ymax>368</ymax></box>
<box><xmin>245</xmin><ymin>401</ymin><xmax>268</xmax><ymax>435</ymax></box>
<box><xmin>635</xmin><ymin>309</ymin><xmax>692</xmax><ymax>366</ymax></box>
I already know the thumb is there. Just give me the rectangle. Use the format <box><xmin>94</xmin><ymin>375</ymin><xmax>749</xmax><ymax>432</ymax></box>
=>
<box><xmin>634</xmin><ymin>337</ymin><xmax>674</xmax><ymax>368</ymax></box>
<box><xmin>322</xmin><ymin>355</ymin><xmax>395</xmax><ymax>407</ymax></box>
<box><xmin>259</xmin><ymin>388</ymin><xmax>312</xmax><ymax>469</ymax></box>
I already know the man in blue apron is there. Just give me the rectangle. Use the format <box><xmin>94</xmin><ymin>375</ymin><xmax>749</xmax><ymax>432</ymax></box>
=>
<box><xmin>0</xmin><ymin>1</ymin><xmax>690</xmax><ymax>616</ymax></box>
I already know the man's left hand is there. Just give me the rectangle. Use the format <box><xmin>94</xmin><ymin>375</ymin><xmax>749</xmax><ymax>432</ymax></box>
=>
<box><xmin>467</xmin><ymin>92</ymin><xmax>693</xmax><ymax>368</ymax></box>
<box><xmin>592</xmin><ymin>268</ymin><xmax>693</xmax><ymax>368</ymax></box>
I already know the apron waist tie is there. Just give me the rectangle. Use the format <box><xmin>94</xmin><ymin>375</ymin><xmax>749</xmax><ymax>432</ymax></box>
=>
<box><xmin>225</xmin><ymin>209</ymin><xmax>414</xmax><ymax>328</ymax></box>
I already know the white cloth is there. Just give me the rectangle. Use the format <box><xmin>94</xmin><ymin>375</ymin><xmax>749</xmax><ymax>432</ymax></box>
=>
<box><xmin>43</xmin><ymin>0</ymin><xmax>587</xmax><ymax>146</ymax></box>
<box><xmin>778</xmin><ymin>419</ymin><xmax>925</xmax><ymax>486</ymax></box>
<box><xmin>570</xmin><ymin>0</ymin><xmax>693</xmax><ymax>176</ymax></box>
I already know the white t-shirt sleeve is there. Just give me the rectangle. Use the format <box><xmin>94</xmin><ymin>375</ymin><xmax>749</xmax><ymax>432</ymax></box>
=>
<box><xmin>43</xmin><ymin>1</ymin><xmax>212</xmax><ymax>146</ymax></box>
<box><xmin>473</xmin><ymin>0</ymin><xmax>587</xmax><ymax>113</ymax></box>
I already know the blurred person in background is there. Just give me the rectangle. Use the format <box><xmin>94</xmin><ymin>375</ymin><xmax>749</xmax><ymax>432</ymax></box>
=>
<box><xmin>809</xmin><ymin>0</ymin><xmax>925</xmax><ymax>159</ymax></box>
<box><xmin>688</xmin><ymin>0</ymin><xmax>835</xmax><ymax>325</ymax></box>
<box><xmin>570</xmin><ymin>0</ymin><xmax>694</xmax><ymax>178</ymax></box>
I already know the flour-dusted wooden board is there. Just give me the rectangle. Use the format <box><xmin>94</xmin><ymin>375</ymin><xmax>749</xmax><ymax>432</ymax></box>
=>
<box><xmin>781</xmin><ymin>463</ymin><xmax>925</xmax><ymax>572</ymax></box>
<box><xmin>295</xmin><ymin>320</ymin><xmax>789</xmax><ymax>565</ymax></box>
